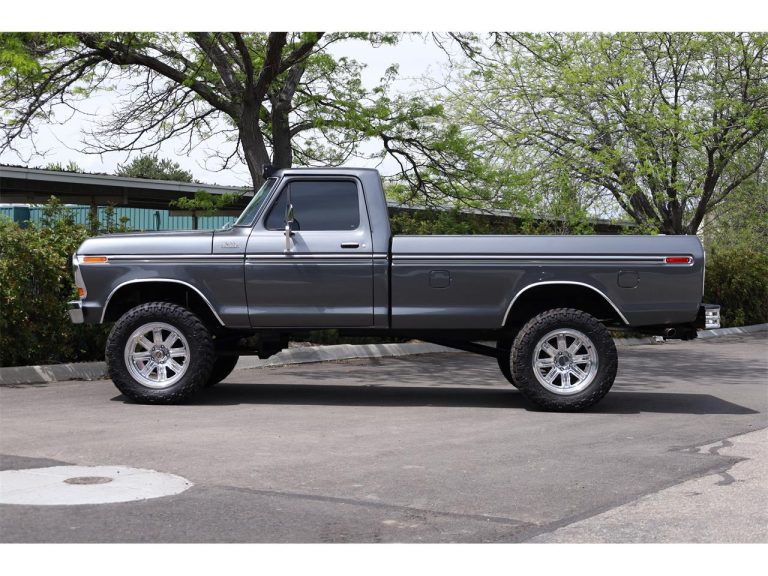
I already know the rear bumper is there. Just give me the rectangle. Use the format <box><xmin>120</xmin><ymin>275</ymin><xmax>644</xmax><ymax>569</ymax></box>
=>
<box><xmin>696</xmin><ymin>303</ymin><xmax>721</xmax><ymax>330</ymax></box>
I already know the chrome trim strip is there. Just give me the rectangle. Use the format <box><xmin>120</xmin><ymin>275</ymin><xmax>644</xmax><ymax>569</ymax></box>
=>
<box><xmin>393</xmin><ymin>254</ymin><xmax>668</xmax><ymax>262</ymax></box>
<box><xmin>502</xmin><ymin>281</ymin><xmax>630</xmax><ymax>326</ymax></box>
<box><xmin>105</xmin><ymin>254</ymin><xmax>244</xmax><ymax>262</ymax></box>
<box><xmin>100</xmin><ymin>279</ymin><xmax>225</xmax><ymax>325</ymax></box>
<box><xmin>111</xmin><ymin>260</ymin><xmax>243</xmax><ymax>264</ymax></box>
<box><xmin>245</xmin><ymin>261</ymin><xmax>372</xmax><ymax>266</ymax></box>
<box><xmin>104</xmin><ymin>253</ymin><xmax>387</xmax><ymax>261</ymax></box>
<box><xmin>245</xmin><ymin>253</ymin><xmax>382</xmax><ymax>260</ymax></box>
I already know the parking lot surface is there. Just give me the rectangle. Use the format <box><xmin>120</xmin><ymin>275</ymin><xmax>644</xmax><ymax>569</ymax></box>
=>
<box><xmin>1</xmin><ymin>333</ymin><xmax>766</xmax><ymax>542</ymax></box>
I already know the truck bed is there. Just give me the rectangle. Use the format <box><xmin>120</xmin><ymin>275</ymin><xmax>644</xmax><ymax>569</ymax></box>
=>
<box><xmin>390</xmin><ymin>235</ymin><xmax>704</xmax><ymax>329</ymax></box>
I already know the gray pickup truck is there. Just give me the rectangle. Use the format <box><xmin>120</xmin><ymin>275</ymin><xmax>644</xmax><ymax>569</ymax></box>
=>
<box><xmin>68</xmin><ymin>167</ymin><xmax>720</xmax><ymax>411</ymax></box>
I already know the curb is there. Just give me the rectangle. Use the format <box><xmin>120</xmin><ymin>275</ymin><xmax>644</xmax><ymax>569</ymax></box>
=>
<box><xmin>613</xmin><ymin>322</ymin><xmax>768</xmax><ymax>346</ymax></box>
<box><xmin>0</xmin><ymin>362</ymin><xmax>106</xmax><ymax>387</ymax></box>
<box><xmin>2</xmin><ymin>323</ymin><xmax>766</xmax><ymax>386</ymax></box>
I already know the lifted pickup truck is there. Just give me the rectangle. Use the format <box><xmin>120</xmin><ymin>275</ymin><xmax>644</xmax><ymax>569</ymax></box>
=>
<box><xmin>68</xmin><ymin>167</ymin><xmax>720</xmax><ymax>411</ymax></box>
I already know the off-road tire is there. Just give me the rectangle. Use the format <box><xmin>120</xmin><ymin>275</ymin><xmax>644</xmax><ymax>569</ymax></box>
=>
<box><xmin>496</xmin><ymin>333</ymin><xmax>518</xmax><ymax>388</ymax></box>
<box><xmin>510</xmin><ymin>308</ymin><xmax>618</xmax><ymax>412</ymax></box>
<box><xmin>205</xmin><ymin>355</ymin><xmax>240</xmax><ymax>387</ymax></box>
<box><xmin>106</xmin><ymin>302</ymin><xmax>215</xmax><ymax>404</ymax></box>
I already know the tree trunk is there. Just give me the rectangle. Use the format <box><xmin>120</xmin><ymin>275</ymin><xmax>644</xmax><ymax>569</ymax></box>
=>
<box><xmin>271</xmin><ymin>107</ymin><xmax>293</xmax><ymax>169</ymax></box>
<box><xmin>238</xmin><ymin>105</ymin><xmax>272</xmax><ymax>189</ymax></box>
<box><xmin>270</xmin><ymin>64</ymin><xmax>306</xmax><ymax>170</ymax></box>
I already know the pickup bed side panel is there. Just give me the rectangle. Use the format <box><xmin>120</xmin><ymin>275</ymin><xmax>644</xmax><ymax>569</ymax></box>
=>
<box><xmin>390</xmin><ymin>235</ymin><xmax>704</xmax><ymax>329</ymax></box>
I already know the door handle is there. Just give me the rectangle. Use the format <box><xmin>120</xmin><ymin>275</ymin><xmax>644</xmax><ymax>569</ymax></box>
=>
<box><xmin>340</xmin><ymin>242</ymin><xmax>360</xmax><ymax>249</ymax></box>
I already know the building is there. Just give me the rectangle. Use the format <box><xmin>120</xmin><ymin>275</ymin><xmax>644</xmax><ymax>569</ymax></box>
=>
<box><xmin>0</xmin><ymin>164</ymin><xmax>248</xmax><ymax>230</ymax></box>
<box><xmin>0</xmin><ymin>164</ymin><xmax>633</xmax><ymax>233</ymax></box>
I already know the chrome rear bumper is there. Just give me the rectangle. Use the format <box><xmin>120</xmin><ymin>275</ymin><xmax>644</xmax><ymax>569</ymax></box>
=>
<box><xmin>697</xmin><ymin>303</ymin><xmax>721</xmax><ymax>330</ymax></box>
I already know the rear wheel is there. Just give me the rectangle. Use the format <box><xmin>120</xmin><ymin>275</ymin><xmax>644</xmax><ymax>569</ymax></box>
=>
<box><xmin>496</xmin><ymin>333</ymin><xmax>518</xmax><ymax>387</ymax></box>
<box><xmin>106</xmin><ymin>302</ymin><xmax>215</xmax><ymax>404</ymax></box>
<box><xmin>206</xmin><ymin>355</ymin><xmax>240</xmax><ymax>387</ymax></box>
<box><xmin>508</xmin><ymin>308</ymin><xmax>617</xmax><ymax>411</ymax></box>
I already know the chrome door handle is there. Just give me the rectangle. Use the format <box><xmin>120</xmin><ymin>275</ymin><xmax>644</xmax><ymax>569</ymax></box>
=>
<box><xmin>340</xmin><ymin>242</ymin><xmax>360</xmax><ymax>249</ymax></box>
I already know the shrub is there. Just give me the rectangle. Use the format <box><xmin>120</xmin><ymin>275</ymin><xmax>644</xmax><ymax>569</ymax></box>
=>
<box><xmin>704</xmin><ymin>244</ymin><xmax>768</xmax><ymax>328</ymax></box>
<box><xmin>0</xmin><ymin>199</ymin><xmax>111</xmax><ymax>367</ymax></box>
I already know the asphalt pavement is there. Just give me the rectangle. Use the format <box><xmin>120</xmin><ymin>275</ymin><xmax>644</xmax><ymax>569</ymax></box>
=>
<box><xmin>1</xmin><ymin>333</ymin><xmax>766</xmax><ymax>542</ymax></box>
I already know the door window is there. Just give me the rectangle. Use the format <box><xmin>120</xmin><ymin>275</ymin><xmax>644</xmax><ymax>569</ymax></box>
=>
<box><xmin>265</xmin><ymin>180</ymin><xmax>360</xmax><ymax>231</ymax></box>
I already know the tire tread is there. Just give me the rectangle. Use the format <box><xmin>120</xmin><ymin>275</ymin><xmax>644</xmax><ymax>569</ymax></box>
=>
<box><xmin>510</xmin><ymin>308</ymin><xmax>618</xmax><ymax>411</ymax></box>
<box><xmin>106</xmin><ymin>302</ymin><xmax>215</xmax><ymax>404</ymax></box>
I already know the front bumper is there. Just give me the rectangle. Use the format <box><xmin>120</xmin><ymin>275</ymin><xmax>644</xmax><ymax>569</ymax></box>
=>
<box><xmin>68</xmin><ymin>300</ymin><xmax>84</xmax><ymax>324</ymax></box>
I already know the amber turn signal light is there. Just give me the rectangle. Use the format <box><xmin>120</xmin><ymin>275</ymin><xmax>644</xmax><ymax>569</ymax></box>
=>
<box><xmin>82</xmin><ymin>256</ymin><xmax>108</xmax><ymax>263</ymax></box>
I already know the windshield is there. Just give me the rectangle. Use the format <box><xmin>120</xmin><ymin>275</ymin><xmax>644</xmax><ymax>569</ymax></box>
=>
<box><xmin>233</xmin><ymin>178</ymin><xmax>278</xmax><ymax>227</ymax></box>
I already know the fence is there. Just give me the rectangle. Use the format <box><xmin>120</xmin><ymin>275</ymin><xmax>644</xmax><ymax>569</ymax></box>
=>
<box><xmin>0</xmin><ymin>205</ymin><xmax>235</xmax><ymax>231</ymax></box>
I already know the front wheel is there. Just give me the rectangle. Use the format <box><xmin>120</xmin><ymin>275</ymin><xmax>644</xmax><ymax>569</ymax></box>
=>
<box><xmin>106</xmin><ymin>302</ymin><xmax>216</xmax><ymax>404</ymax></box>
<box><xmin>508</xmin><ymin>308</ymin><xmax>618</xmax><ymax>411</ymax></box>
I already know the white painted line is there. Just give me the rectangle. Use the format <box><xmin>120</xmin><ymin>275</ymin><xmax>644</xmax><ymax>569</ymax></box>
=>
<box><xmin>0</xmin><ymin>466</ymin><xmax>193</xmax><ymax>506</ymax></box>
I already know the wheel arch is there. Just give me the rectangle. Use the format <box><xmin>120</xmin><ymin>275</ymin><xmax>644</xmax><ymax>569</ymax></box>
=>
<box><xmin>102</xmin><ymin>279</ymin><xmax>224</xmax><ymax>328</ymax></box>
<box><xmin>503</xmin><ymin>281</ymin><xmax>629</xmax><ymax>328</ymax></box>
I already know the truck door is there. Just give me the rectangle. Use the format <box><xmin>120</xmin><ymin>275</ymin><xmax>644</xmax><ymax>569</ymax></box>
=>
<box><xmin>244</xmin><ymin>178</ymin><xmax>374</xmax><ymax>327</ymax></box>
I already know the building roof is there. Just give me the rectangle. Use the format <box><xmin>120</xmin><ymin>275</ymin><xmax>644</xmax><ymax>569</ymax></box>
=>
<box><xmin>0</xmin><ymin>165</ymin><xmax>249</xmax><ymax>209</ymax></box>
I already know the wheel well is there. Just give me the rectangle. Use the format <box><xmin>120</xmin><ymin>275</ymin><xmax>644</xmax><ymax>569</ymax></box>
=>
<box><xmin>102</xmin><ymin>282</ymin><xmax>221</xmax><ymax>329</ymax></box>
<box><xmin>504</xmin><ymin>284</ymin><xmax>625</xmax><ymax>328</ymax></box>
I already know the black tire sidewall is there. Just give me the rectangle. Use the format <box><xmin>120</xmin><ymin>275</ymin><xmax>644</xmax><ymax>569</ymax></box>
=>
<box><xmin>511</xmin><ymin>308</ymin><xmax>617</xmax><ymax>411</ymax></box>
<box><xmin>106</xmin><ymin>302</ymin><xmax>215</xmax><ymax>404</ymax></box>
<box><xmin>496</xmin><ymin>333</ymin><xmax>518</xmax><ymax>387</ymax></box>
<box><xmin>206</xmin><ymin>355</ymin><xmax>240</xmax><ymax>387</ymax></box>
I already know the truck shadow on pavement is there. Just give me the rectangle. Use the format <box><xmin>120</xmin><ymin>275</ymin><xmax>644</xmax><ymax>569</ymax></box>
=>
<box><xmin>135</xmin><ymin>383</ymin><xmax>760</xmax><ymax>415</ymax></box>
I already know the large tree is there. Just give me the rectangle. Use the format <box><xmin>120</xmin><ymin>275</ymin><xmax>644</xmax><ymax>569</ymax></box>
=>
<box><xmin>443</xmin><ymin>33</ymin><xmax>768</xmax><ymax>234</ymax></box>
<box><xmin>0</xmin><ymin>32</ymin><xmax>494</xmax><ymax>206</ymax></box>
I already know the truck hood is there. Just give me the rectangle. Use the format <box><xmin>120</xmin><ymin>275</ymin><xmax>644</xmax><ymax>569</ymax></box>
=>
<box><xmin>77</xmin><ymin>230</ymin><xmax>214</xmax><ymax>255</ymax></box>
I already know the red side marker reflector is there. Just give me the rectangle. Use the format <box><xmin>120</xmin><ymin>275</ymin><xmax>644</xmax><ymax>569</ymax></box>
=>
<box><xmin>665</xmin><ymin>256</ymin><xmax>692</xmax><ymax>264</ymax></box>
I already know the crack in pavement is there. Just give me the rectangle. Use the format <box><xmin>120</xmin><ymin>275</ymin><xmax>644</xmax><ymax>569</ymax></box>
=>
<box><xmin>214</xmin><ymin>483</ymin><xmax>536</xmax><ymax>530</ymax></box>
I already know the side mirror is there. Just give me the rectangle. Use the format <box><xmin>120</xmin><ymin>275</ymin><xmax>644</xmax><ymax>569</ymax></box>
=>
<box><xmin>284</xmin><ymin>203</ymin><xmax>295</xmax><ymax>252</ymax></box>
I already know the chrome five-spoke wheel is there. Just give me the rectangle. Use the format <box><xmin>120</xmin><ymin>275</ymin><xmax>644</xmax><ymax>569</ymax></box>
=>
<box><xmin>124</xmin><ymin>322</ymin><xmax>190</xmax><ymax>389</ymax></box>
<box><xmin>532</xmin><ymin>328</ymin><xmax>598</xmax><ymax>395</ymax></box>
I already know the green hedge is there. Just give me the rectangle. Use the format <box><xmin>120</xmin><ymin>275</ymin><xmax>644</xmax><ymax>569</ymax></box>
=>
<box><xmin>0</xmin><ymin>201</ymin><xmax>112</xmax><ymax>367</ymax></box>
<box><xmin>704</xmin><ymin>245</ymin><xmax>768</xmax><ymax>328</ymax></box>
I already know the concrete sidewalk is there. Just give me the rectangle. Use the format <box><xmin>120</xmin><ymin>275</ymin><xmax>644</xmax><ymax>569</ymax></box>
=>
<box><xmin>529</xmin><ymin>427</ymin><xmax>768</xmax><ymax>542</ymax></box>
<box><xmin>2</xmin><ymin>323</ymin><xmax>766</xmax><ymax>386</ymax></box>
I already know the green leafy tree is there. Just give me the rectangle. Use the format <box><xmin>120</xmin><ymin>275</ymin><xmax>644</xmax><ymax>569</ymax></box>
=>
<box><xmin>0</xmin><ymin>32</ymin><xmax>494</xmax><ymax>207</ymax></box>
<box><xmin>703</xmin><ymin>163</ymin><xmax>768</xmax><ymax>253</ymax></box>
<box><xmin>43</xmin><ymin>160</ymin><xmax>83</xmax><ymax>173</ymax></box>
<box><xmin>116</xmin><ymin>153</ymin><xmax>193</xmax><ymax>182</ymax></box>
<box><xmin>442</xmin><ymin>33</ymin><xmax>768</xmax><ymax>233</ymax></box>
